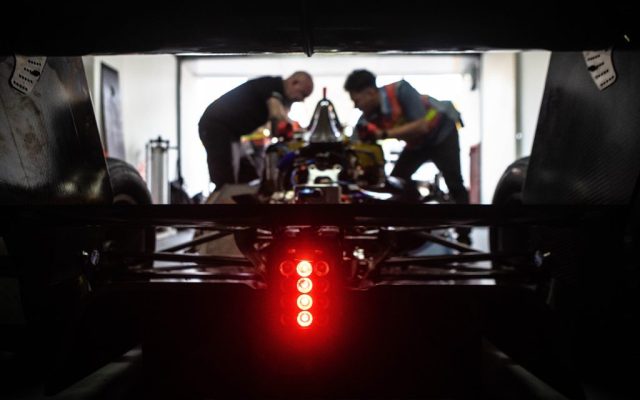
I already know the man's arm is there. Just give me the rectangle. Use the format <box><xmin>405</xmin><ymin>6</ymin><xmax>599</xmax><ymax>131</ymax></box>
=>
<box><xmin>267</xmin><ymin>94</ymin><xmax>297</xmax><ymax>139</ymax></box>
<box><xmin>383</xmin><ymin>81</ymin><xmax>438</xmax><ymax>141</ymax></box>
<box><xmin>267</xmin><ymin>95</ymin><xmax>289</xmax><ymax>121</ymax></box>
<box><xmin>384</xmin><ymin>118</ymin><xmax>433</xmax><ymax>141</ymax></box>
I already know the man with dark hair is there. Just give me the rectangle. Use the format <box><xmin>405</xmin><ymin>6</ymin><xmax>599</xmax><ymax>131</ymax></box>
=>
<box><xmin>199</xmin><ymin>71</ymin><xmax>313</xmax><ymax>189</ymax></box>
<box><xmin>344</xmin><ymin>69</ymin><xmax>471</xmax><ymax>245</ymax></box>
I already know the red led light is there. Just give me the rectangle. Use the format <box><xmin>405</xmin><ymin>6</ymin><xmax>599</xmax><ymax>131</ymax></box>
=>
<box><xmin>275</xmin><ymin>255</ymin><xmax>332</xmax><ymax>330</ymax></box>
<box><xmin>296</xmin><ymin>260</ymin><xmax>312</xmax><ymax>277</ymax></box>
<box><xmin>297</xmin><ymin>277</ymin><xmax>313</xmax><ymax>293</ymax></box>
<box><xmin>297</xmin><ymin>311</ymin><xmax>313</xmax><ymax>327</ymax></box>
<box><xmin>297</xmin><ymin>294</ymin><xmax>313</xmax><ymax>310</ymax></box>
<box><xmin>279</xmin><ymin>260</ymin><xmax>295</xmax><ymax>276</ymax></box>
<box><xmin>315</xmin><ymin>260</ymin><xmax>329</xmax><ymax>276</ymax></box>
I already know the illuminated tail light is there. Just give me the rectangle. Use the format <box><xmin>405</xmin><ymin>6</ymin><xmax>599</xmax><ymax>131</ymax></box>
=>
<box><xmin>296</xmin><ymin>260</ymin><xmax>312</xmax><ymax>277</ymax></box>
<box><xmin>276</xmin><ymin>255</ymin><xmax>333</xmax><ymax>330</ymax></box>
<box><xmin>297</xmin><ymin>311</ymin><xmax>313</xmax><ymax>327</ymax></box>
<box><xmin>296</xmin><ymin>294</ymin><xmax>313</xmax><ymax>310</ymax></box>
<box><xmin>296</xmin><ymin>277</ymin><xmax>313</xmax><ymax>293</ymax></box>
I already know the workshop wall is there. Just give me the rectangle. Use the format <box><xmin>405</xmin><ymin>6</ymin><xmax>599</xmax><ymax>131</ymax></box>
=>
<box><xmin>83</xmin><ymin>55</ymin><xmax>178</xmax><ymax>183</ymax></box>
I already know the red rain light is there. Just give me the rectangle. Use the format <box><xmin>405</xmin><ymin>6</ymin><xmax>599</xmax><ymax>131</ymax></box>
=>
<box><xmin>297</xmin><ymin>277</ymin><xmax>313</xmax><ymax>293</ymax></box>
<box><xmin>296</xmin><ymin>260</ymin><xmax>312</xmax><ymax>277</ymax></box>
<box><xmin>297</xmin><ymin>294</ymin><xmax>313</xmax><ymax>310</ymax></box>
<box><xmin>297</xmin><ymin>311</ymin><xmax>313</xmax><ymax>327</ymax></box>
<box><xmin>275</xmin><ymin>255</ymin><xmax>332</xmax><ymax>330</ymax></box>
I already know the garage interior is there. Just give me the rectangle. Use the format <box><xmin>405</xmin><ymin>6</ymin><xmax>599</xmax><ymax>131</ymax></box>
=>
<box><xmin>1</xmin><ymin>4</ymin><xmax>639</xmax><ymax>399</ymax></box>
<box><xmin>83</xmin><ymin>51</ymin><xmax>543</xmax><ymax>207</ymax></box>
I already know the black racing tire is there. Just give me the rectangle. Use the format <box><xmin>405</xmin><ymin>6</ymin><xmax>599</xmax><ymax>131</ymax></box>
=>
<box><xmin>170</xmin><ymin>180</ymin><xmax>192</xmax><ymax>205</ymax></box>
<box><xmin>108</xmin><ymin>157</ymin><xmax>153</xmax><ymax>206</ymax></box>
<box><xmin>105</xmin><ymin>157</ymin><xmax>155</xmax><ymax>267</ymax></box>
<box><xmin>491</xmin><ymin>157</ymin><xmax>529</xmax><ymax>207</ymax></box>
<box><xmin>489</xmin><ymin>156</ymin><xmax>530</xmax><ymax>269</ymax></box>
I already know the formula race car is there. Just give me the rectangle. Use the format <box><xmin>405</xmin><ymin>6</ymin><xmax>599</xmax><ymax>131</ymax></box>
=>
<box><xmin>1</xmin><ymin>4</ymin><xmax>639</xmax><ymax>400</ymax></box>
<box><xmin>258</xmin><ymin>95</ymin><xmax>429</xmax><ymax>205</ymax></box>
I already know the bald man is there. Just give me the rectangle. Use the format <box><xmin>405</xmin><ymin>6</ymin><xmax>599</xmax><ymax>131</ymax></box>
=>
<box><xmin>198</xmin><ymin>71</ymin><xmax>313</xmax><ymax>189</ymax></box>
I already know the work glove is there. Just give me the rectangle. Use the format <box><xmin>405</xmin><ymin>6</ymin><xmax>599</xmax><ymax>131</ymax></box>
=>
<box><xmin>275</xmin><ymin>120</ymin><xmax>294</xmax><ymax>140</ymax></box>
<box><xmin>356</xmin><ymin>122</ymin><xmax>380</xmax><ymax>142</ymax></box>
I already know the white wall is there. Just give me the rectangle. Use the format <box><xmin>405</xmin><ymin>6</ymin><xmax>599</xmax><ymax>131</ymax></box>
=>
<box><xmin>84</xmin><ymin>55</ymin><xmax>178</xmax><ymax>183</ymax></box>
<box><xmin>517</xmin><ymin>51</ymin><xmax>551</xmax><ymax>158</ymax></box>
<box><xmin>480</xmin><ymin>52</ymin><xmax>517</xmax><ymax>203</ymax></box>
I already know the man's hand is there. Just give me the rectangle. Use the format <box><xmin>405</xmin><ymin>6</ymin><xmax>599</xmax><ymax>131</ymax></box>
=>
<box><xmin>275</xmin><ymin>120</ymin><xmax>294</xmax><ymax>140</ymax></box>
<box><xmin>356</xmin><ymin>122</ymin><xmax>383</xmax><ymax>142</ymax></box>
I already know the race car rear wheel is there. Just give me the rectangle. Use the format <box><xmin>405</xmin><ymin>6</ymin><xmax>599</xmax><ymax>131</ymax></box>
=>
<box><xmin>105</xmin><ymin>157</ymin><xmax>155</xmax><ymax>269</ymax></box>
<box><xmin>489</xmin><ymin>156</ymin><xmax>530</xmax><ymax>269</ymax></box>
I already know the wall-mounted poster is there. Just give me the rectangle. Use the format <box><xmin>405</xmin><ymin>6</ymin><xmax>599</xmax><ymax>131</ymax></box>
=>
<box><xmin>100</xmin><ymin>63</ymin><xmax>125</xmax><ymax>159</ymax></box>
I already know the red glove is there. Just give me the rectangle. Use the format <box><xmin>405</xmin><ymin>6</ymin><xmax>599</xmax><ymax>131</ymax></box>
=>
<box><xmin>275</xmin><ymin>120</ymin><xmax>294</xmax><ymax>140</ymax></box>
<box><xmin>356</xmin><ymin>122</ymin><xmax>380</xmax><ymax>142</ymax></box>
